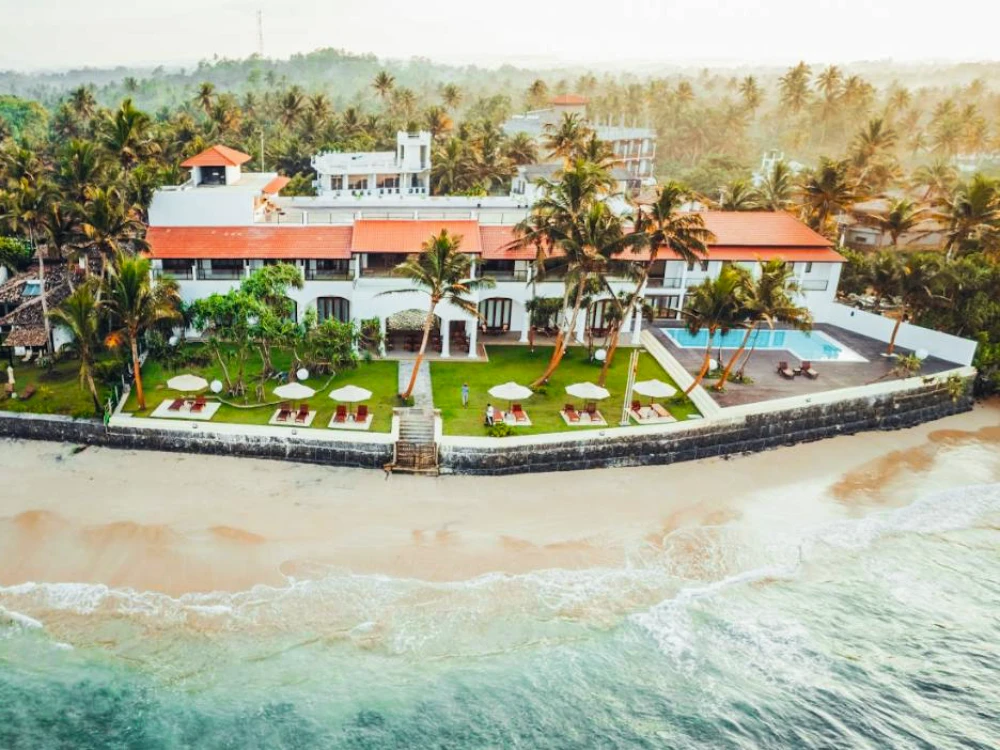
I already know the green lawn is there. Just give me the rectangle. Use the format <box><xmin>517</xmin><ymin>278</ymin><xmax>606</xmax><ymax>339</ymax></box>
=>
<box><xmin>432</xmin><ymin>345</ymin><xmax>700</xmax><ymax>435</ymax></box>
<box><xmin>0</xmin><ymin>356</ymin><xmax>113</xmax><ymax>418</ymax></box>
<box><xmin>124</xmin><ymin>346</ymin><xmax>399</xmax><ymax>433</ymax></box>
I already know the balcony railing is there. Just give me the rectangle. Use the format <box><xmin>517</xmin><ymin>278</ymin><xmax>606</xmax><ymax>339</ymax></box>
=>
<box><xmin>197</xmin><ymin>268</ymin><xmax>244</xmax><ymax>281</ymax></box>
<box><xmin>482</xmin><ymin>270</ymin><xmax>529</xmax><ymax>282</ymax></box>
<box><xmin>360</xmin><ymin>267</ymin><xmax>407</xmax><ymax>278</ymax></box>
<box><xmin>800</xmin><ymin>279</ymin><xmax>830</xmax><ymax>291</ymax></box>
<box><xmin>684</xmin><ymin>276</ymin><xmax>708</xmax><ymax>287</ymax></box>
<box><xmin>305</xmin><ymin>269</ymin><xmax>353</xmax><ymax>281</ymax></box>
<box><xmin>153</xmin><ymin>268</ymin><xmax>193</xmax><ymax>280</ymax></box>
<box><xmin>646</xmin><ymin>277</ymin><xmax>682</xmax><ymax>289</ymax></box>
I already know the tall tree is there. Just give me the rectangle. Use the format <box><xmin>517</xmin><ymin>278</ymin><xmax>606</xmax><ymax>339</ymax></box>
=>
<box><xmin>372</xmin><ymin>71</ymin><xmax>396</xmax><ymax>102</ymax></box>
<box><xmin>798</xmin><ymin>158</ymin><xmax>857</xmax><ymax>237</ymax></box>
<box><xmin>680</xmin><ymin>266</ymin><xmax>744</xmax><ymax>394</ymax></box>
<box><xmin>382</xmin><ymin>230</ymin><xmax>494</xmax><ymax>399</ymax></box>
<box><xmin>48</xmin><ymin>280</ymin><xmax>103</xmax><ymax>413</ymax></box>
<box><xmin>102</xmin><ymin>252</ymin><xmax>182</xmax><ymax>409</ymax></box>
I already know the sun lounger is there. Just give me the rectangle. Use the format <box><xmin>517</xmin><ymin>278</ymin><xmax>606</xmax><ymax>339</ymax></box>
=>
<box><xmin>20</xmin><ymin>385</ymin><xmax>36</xmax><ymax>401</ymax></box>
<box><xmin>168</xmin><ymin>398</ymin><xmax>185</xmax><ymax>412</ymax></box>
<box><xmin>585</xmin><ymin>402</ymin><xmax>598</xmax><ymax>419</ymax></box>
<box><xmin>295</xmin><ymin>404</ymin><xmax>309</xmax><ymax>424</ymax></box>
<box><xmin>777</xmin><ymin>361</ymin><xmax>796</xmax><ymax>379</ymax></box>
<box><xmin>512</xmin><ymin>403</ymin><xmax>527</xmax><ymax>422</ymax></box>
<box><xmin>800</xmin><ymin>361</ymin><xmax>820</xmax><ymax>379</ymax></box>
<box><xmin>564</xmin><ymin>403</ymin><xmax>580</xmax><ymax>423</ymax></box>
<box><xmin>191</xmin><ymin>396</ymin><xmax>207</xmax><ymax>414</ymax></box>
<box><xmin>652</xmin><ymin>403</ymin><xmax>671</xmax><ymax>419</ymax></box>
<box><xmin>334</xmin><ymin>404</ymin><xmax>348</xmax><ymax>423</ymax></box>
<box><xmin>356</xmin><ymin>405</ymin><xmax>369</xmax><ymax>422</ymax></box>
<box><xmin>276</xmin><ymin>401</ymin><xmax>292</xmax><ymax>422</ymax></box>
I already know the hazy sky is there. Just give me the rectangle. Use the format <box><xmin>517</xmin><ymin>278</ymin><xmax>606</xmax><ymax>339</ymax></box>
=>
<box><xmin>1</xmin><ymin>0</ymin><xmax>998</xmax><ymax>71</ymax></box>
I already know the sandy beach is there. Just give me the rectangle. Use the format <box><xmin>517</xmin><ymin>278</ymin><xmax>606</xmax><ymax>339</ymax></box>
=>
<box><xmin>2</xmin><ymin>401</ymin><xmax>998</xmax><ymax>596</ymax></box>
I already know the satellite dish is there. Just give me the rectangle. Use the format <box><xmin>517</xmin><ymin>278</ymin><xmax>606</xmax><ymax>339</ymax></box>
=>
<box><xmin>210</xmin><ymin>379</ymin><xmax>223</xmax><ymax>394</ymax></box>
<box><xmin>296</xmin><ymin>368</ymin><xmax>310</xmax><ymax>381</ymax></box>
<box><xmin>594</xmin><ymin>348</ymin><xmax>607</xmax><ymax>362</ymax></box>
<box><xmin>915</xmin><ymin>348</ymin><xmax>929</xmax><ymax>361</ymax></box>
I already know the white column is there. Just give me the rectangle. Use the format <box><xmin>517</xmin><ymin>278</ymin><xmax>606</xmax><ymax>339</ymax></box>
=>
<box><xmin>469</xmin><ymin>256</ymin><xmax>477</xmax><ymax>279</ymax></box>
<box><xmin>440</xmin><ymin>320</ymin><xmax>451</xmax><ymax>358</ymax></box>
<box><xmin>354</xmin><ymin>255</ymin><xmax>361</xmax><ymax>280</ymax></box>
<box><xmin>378</xmin><ymin>316</ymin><xmax>387</xmax><ymax>356</ymax></box>
<box><xmin>519</xmin><ymin>304</ymin><xmax>530</xmax><ymax>343</ymax></box>
<box><xmin>467</xmin><ymin>318</ymin><xmax>478</xmax><ymax>358</ymax></box>
<box><xmin>574</xmin><ymin>310</ymin><xmax>587</xmax><ymax>343</ymax></box>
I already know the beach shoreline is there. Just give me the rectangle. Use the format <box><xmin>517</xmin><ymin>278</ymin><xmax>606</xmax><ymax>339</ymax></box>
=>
<box><xmin>1</xmin><ymin>400</ymin><xmax>998</xmax><ymax>597</ymax></box>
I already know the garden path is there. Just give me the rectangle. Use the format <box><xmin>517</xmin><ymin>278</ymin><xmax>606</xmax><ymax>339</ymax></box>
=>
<box><xmin>398</xmin><ymin>360</ymin><xmax>434</xmax><ymax>408</ymax></box>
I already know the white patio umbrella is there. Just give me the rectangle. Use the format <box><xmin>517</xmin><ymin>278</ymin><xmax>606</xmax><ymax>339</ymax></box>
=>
<box><xmin>166</xmin><ymin>374</ymin><xmax>209</xmax><ymax>393</ymax></box>
<box><xmin>273</xmin><ymin>381</ymin><xmax>316</xmax><ymax>400</ymax></box>
<box><xmin>488</xmin><ymin>381</ymin><xmax>533</xmax><ymax>411</ymax></box>
<box><xmin>632</xmin><ymin>379</ymin><xmax>677</xmax><ymax>400</ymax></box>
<box><xmin>328</xmin><ymin>384</ymin><xmax>373</xmax><ymax>403</ymax></box>
<box><xmin>565</xmin><ymin>382</ymin><xmax>611</xmax><ymax>401</ymax></box>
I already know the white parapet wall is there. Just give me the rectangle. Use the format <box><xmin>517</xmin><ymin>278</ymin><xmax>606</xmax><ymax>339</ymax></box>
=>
<box><xmin>813</xmin><ymin>301</ymin><xmax>978</xmax><ymax>366</ymax></box>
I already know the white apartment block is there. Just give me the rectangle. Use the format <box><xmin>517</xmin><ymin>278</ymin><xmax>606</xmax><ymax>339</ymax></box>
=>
<box><xmin>146</xmin><ymin>145</ymin><xmax>842</xmax><ymax>357</ymax></box>
<box><xmin>311</xmin><ymin>131</ymin><xmax>432</xmax><ymax>198</ymax></box>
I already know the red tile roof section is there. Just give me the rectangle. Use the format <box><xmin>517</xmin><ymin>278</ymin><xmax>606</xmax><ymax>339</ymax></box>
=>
<box><xmin>180</xmin><ymin>145</ymin><xmax>253</xmax><ymax>168</ymax></box>
<box><xmin>699</xmin><ymin>211</ymin><xmax>832</xmax><ymax>247</ymax></box>
<box><xmin>351</xmin><ymin>220</ymin><xmax>483</xmax><ymax>254</ymax></box>
<box><xmin>145</xmin><ymin>226</ymin><xmax>352</xmax><ymax>260</ymax></box>
<box><xmin>261</xmin><ymin>176</ymin><xmax>290</xmax><ymax>194</ymax></box>
<box><xmin>550</xmin><ymin>95</ymin><xmax>589</xmax><ymax>106</ymax></box>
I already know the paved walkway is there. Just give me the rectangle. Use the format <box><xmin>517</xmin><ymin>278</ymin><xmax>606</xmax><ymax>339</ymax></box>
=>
<box><xmin>398</xmin><ymin>360</ymin><xmax>434</xmax><ymax>408</ymax></box>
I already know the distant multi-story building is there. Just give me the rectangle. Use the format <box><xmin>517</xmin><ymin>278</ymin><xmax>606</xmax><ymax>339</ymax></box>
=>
<box><xmin>311</xmin><ymin>131</ymin><xmax>432</xmax><ymax>199</ymax></box>
<box><xmin>503</xmin><ymin>95</ymin><xmax>657</xmax><ymax>182</ymax></box>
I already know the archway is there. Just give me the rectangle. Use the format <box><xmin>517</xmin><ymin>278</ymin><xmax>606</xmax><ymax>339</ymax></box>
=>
<box><xmin>316</xmin><ymin>296</ymin><xmax>351</xmax><ymax>324</ymax></box>
<box><xmin>478</xmin><ymin>297</ymin><xmax>513</xmax><ymax>332</ymax></box>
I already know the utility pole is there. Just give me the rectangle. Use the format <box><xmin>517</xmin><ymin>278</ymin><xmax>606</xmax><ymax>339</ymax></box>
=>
<box><xmin>257</xmin><ymin>10</ymin><xmax>264</xmax><ymax>58</ymax></box>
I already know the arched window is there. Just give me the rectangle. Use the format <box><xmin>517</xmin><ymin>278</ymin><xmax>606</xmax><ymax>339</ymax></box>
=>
<box><xmin>316</xmin><ymin>297</ymin><xmax>350</xmax><ymax>323</ymax></box>
<box><xmin>587</xmin><ymin>299</ymin><xmax>616</xmax><ymax>333</ymax></box>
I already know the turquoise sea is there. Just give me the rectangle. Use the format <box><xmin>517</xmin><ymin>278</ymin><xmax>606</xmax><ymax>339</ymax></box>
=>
<box><xmin>2</xmin><ymin>482</ymin><xmax>998</xmax><ymax>748</ymax></box>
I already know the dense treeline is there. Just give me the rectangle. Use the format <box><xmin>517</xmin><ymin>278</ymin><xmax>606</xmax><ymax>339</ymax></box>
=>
<box><xmin>1</xmin><ymin>50</ymin><xmax>999</xmax><ymax>395</ymax></box>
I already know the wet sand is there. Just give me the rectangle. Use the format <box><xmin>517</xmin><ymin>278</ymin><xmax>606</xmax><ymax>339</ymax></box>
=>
<box><xmin>1</xmin><ymin>401</ymin><xmax>998</xmax><ymax>596</ymax></box>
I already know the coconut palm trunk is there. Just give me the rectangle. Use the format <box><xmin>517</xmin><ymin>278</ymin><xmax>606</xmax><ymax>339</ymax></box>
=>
<box><xmin>686</xmin><ymin>326</ymin><xmax>717</xmax><ymax>395</ymax></box>
<box><xmin>129</xmin><ymin>328</ymin><xmax>145</xmax><ymax>409</ymax></box>
<box><xmin>401</xmin><ymin>300</ymin><xmax>439</xmax><ymax>400</ymax></box>
<box><xmin>886</xmin><ymin>310</ymin><xmax>905</xmax><ymax>355</ymax></box>
<box><xmin>531</xmin><ymin>279</ymin><xmax>585</xmax><ymax>388</ymax></box>
<box><xmin>31</xmin><ymin>229</ymin><xmax>52</xmax><ymax>351</ymax></box>
<box><xmin>715</xmin><ymin>324</ymin><xmax>755</xmax><ymax>390</ymax></box>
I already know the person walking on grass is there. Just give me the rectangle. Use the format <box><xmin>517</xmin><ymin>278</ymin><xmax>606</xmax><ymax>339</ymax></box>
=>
<box><xmin>485</xmin><ymin>403</ymin><xmax>495</xmax><ymax>426</ymax></box>
<box><xmin>461</xmin><ymin>382</ymin><xmax>470</xmax><ymax>408</ymax></box>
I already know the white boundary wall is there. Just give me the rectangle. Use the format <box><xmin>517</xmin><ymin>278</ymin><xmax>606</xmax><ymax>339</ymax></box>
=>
<box><xmin>813</xmin><ymin>301</ymin><xmax>978</xmax><ymax>366</ymax></box>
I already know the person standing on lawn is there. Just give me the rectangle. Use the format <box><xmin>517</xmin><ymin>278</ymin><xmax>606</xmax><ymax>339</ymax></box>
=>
<box><xmin>461</xmin><ymin>382</ymin><xmax>470</xmax><ymax>408</ymax></box>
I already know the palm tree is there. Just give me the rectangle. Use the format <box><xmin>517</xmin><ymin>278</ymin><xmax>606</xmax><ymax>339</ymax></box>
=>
<box><xmin>102</xmin><ymin>252</ymin><xmax>182</xmax><ymax>409</ymax></box>
<box><xmin>680</xmin><ymin>266</ymin><xmax>744</xmax><ymax>394</ymax></box>
<box><xmin>372</xmin><ymin>71</ymin><xmax>395</xmax><ymax>102</ymax></box>
<box><xmin>78</xmin><ymin>186</ymin><xmax>148</xmax><ymax>276</ymax></box>
<box><xmin>59</xmin><ymin>139</ymin><xmax>106</xmax><ymax>202</ymax></box>
<box><xmin>738</xmin><ymin>76</ymin><xmax>763</xmax><ymax>113</ymax></box>
<box><xmin>279</xmin><ymin>87</ymin><xmax>306</xmax><ymax>129</ymax></box>
<box><xmin>911</xmin><ymin>159</ymin><xmax>959</xmax><ymax>204</ymax></box>
<box><xmin>383</xmin><ymin>230</ymin><xmax>494</xmax><ymax>399</ymax></box>
<box><xmin>441</xmin><ymin>83</ymin><xmax>462</xmax><ymax>110</ymax></box>
<box><xmin>69</xmin><ymin>85</ymin><xmax>97</xmax><ymax>120</ymax></box>
<box><xmin>48</xmin><ymin>280</ymin><xmax>103</xmax><ymax>413</ymax></box>
<box><xmin>778</xmin><ymin>62</ymin><xmax>811</xmax><ymax>114</ymax></box>
<box><xmin>868</xmin><ymin>251</ymin><xmax>944</xmax><ymax>355</ymax></box>
<box><xmin>943</xmin><ymin>174</ymin><xmax>1000</xmax><ymax>257</ymax></box>
<box><xmin>717</xmin><ymin>179</ymin><xmax>760</xmax><ymax>211</ymax></box>
<box><xmin>721</xmin><ymin>260</ymin><xmax>812</xmax><ymax>385</ymax></box>
<box><xmin>758</xmin><ymin>160</ymin><xmax>796</xmax><ymax>212</ymax></box>
<box><xmin>542</xmin><ymin>113</ymin><xmax>593</xmax><ymax>162</ymax></box>
<box><xmin>195</xmin><ymin>82</ymin><xmax>215</xmax><ymax>117</ymax></box>
<box><xmin>798</xmin><ymin>158</ymin><xmax>857</xmax><ymax>237</ymax></box>
<box><xmin>431</xmin><ymin>138</ymin><xmax>472</xmax><ymax>195</ymax></box>
<box><xmin>422</xmin><ymin>105</ymin><xmax>453</xmax><ymax>139</ymax></box>
<box><xmin>504</xmin><ymin>132</ymin><xmax>539</xmax><ymax>166</ymax></box>
<box><xmin>526</xmin><ymin>79</ymin><xmax>549</xmax><ymax>109</ymax></box>
<box><xmin>101</xmin><ymin>98</ymin><xmax>155</xmax><ymax>201</ymax></box>
<box><xmin>864</xmin><ymin>198</ymin><xmax>933</xmax><ymax>248</ymax></box>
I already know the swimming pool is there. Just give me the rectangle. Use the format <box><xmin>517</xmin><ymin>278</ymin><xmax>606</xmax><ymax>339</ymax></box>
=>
<box><xmin>662</xmin><ymin>328</ymin><xmax>866</xmax><ymax>362</ymax></box>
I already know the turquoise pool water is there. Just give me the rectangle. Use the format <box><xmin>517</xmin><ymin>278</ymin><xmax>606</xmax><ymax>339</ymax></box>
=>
<box><xmin>663</xmin><ymin>328</ymin><xmax>853</xmax><ymax>361</ymax></box>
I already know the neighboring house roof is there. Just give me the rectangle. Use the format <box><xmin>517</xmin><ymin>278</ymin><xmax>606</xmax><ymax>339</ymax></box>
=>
<box><xmin>350</xmin><ymin>220</ymin><xmax>483</xmax><ymax>254</ymax></box>
<box><xmin>180</xmin><ymin>145</ymin><xmax>253</xmax><ymax>168</ymax></box>
<box><xmin>0</xmin><ymin>263</ymin><xmax>75</xmax><ymax>349</ymax></box>
<box><xmin>479</xmin><ymin>226</ymin><xmax>520</xmax><ymax>260</ymax></box>
<box><xmin>3</xmin><ymin>326</ymin><xmax>48</xmax><ymax>348</ymax></box>
<box><xmin>261</xmin><ymin>176</ymin><xmax>291</xmax><ymax>195</ymax></box>
<box><xmin>145</xmin><ymin>226</ymin><xmax>353</xmax><ymax>260</ymax></box>
<box><xmin>698</xmin><ymin>211</ymin><xmax>833</xmax><ymax>248</ymax></box>
<box><xmin>551</xmin><ymin>95</ymin><xmax>589</xmax><ymax>106</ymax></box>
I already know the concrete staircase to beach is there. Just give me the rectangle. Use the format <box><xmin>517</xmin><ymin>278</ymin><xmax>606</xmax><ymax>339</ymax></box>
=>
<box><xmin>388</xmin><ymin>408</ymin><xmax>439</xmax><ymax>475</ymax></box>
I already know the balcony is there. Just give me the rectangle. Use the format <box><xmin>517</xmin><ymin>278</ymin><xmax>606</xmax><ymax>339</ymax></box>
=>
<box><xmin>153</xmin><ymin>268</ymin><xmax>193</xmax><ymax>280</ymax></box>
<box><xmin>305</xmin><ymin>268</ymin><xmax>353</xmax><ymax>281</ymax></box>
<box><xmin>646</xmin><ymin>277</ymin><xmax>682</xmax><ymax>289</ymax></box>
<box><xmin>196</xmin><ymin>268</ymin><xmax>244</xmax><ymax>281</ymax></box>
<box><xmin>483</xmin><ymin>270</ymin><xmax>529</xmax><ymax>283</ymax></box>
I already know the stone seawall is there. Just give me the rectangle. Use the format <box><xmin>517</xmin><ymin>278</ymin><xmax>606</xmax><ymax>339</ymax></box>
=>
<box><xmin>0</xmin><ymin>412</ymin><xmax>393</xmax><ymax>469</ymax></box>
<box><xmin>439</xmin><ymin>383</ymin><xmax>974</xmax><ymax>475</ymax></box>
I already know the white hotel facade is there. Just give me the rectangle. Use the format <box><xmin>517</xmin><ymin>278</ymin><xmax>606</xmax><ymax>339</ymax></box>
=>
<box><xmin>146</xmin><ymin>143</ymin><xmax>844</xmax><ymax>356</ymax></box>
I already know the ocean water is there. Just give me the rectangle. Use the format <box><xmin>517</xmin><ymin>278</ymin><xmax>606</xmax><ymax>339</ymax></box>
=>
<box><xmin>2</xmin><ymin>484</ymin><xmax>999</xmax><ymax>749</ymax></box>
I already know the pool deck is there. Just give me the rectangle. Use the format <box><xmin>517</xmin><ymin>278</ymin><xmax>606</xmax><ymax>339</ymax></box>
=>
<box><xmin>649</xmin><ymin>323</ymin><xmax>959</xmax><ymax>408</ymax></box>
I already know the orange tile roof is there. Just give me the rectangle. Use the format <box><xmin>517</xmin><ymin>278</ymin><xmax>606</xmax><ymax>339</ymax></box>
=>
<box><xmin>698</xmin><ymin>211</ymin><xmax>832</xmax><ymax>247</ymax></box>
<box><xmin>146</xmin><ymin>226</ymin><xmax>352</xmax><ymax>260</ymax></box>
<box><xmin>658</xmin><ymin>246</ymin><xmax>845</xmax><ymax>263</ymax></box>
<box><xmin>261</xmin><ymin>176</ymin><xmax>290</xmax><ymax>194</ymax></box>
<box><xmin>181</xmin><ymin>145</ymin><xmax>253</xmax><ymax>168</ymax></box>
<box><xmin>479</xmin><ymin>226</ymin><xmax>522</xmax><ymax>260</ymax></box>
<box><xmin>551</xmin><ymin>94</ymin><xmax>589</xmax><ymax>106</ymax></box>
<box><xmin>351</xmin><ymin>220</ymin><xmax>483</xmax><ymax>254</ymax></box>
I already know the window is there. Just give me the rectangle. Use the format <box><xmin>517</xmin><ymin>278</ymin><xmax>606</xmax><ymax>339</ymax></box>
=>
<box><xmin>316</xmin><ymin>297</ymin><xmax>350</xmax><ymax>323</ymax></box>
<box><xmin>348</xmin><ymin>176</ymin><xmax>368</xmax><ymax>191</ymax></box>
<box><xmin>330</xmin><ymin>176</ymin><xmax>343</xmax><ymax>191</ymax></box>
<box><xmin>804</xmin><ymin>262</ymin><xmax>813</xmax><ymax>273</ymax></box>
<box><xmin>199</xmin><ymin>166</ymin><xmax>226</xmax><ymax>186</ymax></box>
<box><xmin>650</xmin><ymin>296</ymin><xmax>680</xmax><ymax>320</ymax></box>
<box><xmin>479</xmin><ymin>298</ymin><xmax>513</xmax><ymax>330</ymax></box>
<box><xmin>687</xmin><ymin>260</ymin><xmax>709</xmax><ymax>272</ymax></box>
<box><xmin>21</xmin><ymin>281</ymin><xmax>42</xmax><ymax>298</ymax></box>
